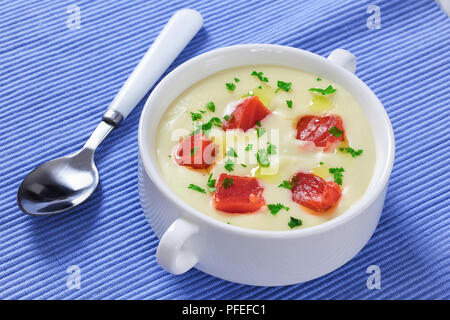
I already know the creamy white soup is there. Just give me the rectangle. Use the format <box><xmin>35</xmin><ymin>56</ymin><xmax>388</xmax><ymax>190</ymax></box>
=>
<box><xmin>155</xmin><ymin>65</ymin><xmax>375</xmax><ymax>231</ymax></box>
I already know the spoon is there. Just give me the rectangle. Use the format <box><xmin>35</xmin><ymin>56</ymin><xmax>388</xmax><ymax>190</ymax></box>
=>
<box><xmin>17</xmin><ymin>9</ymin><xmax>203</xmax><ymax>216</ymax></box>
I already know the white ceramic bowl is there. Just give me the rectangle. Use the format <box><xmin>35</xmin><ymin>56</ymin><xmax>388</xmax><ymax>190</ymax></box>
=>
<box><xmin>138</xmin><ymin>44</ymin><xmax>395</xmax><ymax>286</ymax></box>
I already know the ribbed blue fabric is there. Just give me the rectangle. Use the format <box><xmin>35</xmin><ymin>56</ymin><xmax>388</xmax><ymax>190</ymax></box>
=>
<box><xmin>1</xmin><ymin>0</ymin><xmax>449</xmax><ymax>300</ymax></box>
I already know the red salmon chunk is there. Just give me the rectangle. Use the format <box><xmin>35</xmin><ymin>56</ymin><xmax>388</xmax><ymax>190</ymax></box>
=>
<box><xmin>291</xmin><ymin>172</ymin><xmax>341</xmax><ymax>213</ymax></box>
<box><xmin>222</xmin><ymin>96</ymin><xmax>271</xmax><ymax>131</ymax></box>
<box><xmin>212</xmin><ymin>174</ymin><xmax>266</xmax><ymax>213</ymax></box>
<box><xmin>173</xmin><ymin>133</ymin><xmax>217</xmax><ymax>169</ymax></box>
<box><xmin>296</xmin><ymin>114</ymin><xmax>345</xmax><ymax>151</ymax></box>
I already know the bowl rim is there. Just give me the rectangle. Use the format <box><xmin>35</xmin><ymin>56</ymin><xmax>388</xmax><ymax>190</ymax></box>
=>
<box><xmin>138</xmin><ymin>43</ymin><xmax>395</xmax><ymax>239</ymax></box>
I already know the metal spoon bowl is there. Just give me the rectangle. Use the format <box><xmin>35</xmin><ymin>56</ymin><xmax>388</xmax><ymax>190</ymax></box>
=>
<box><xmin>17</xmin><ymin>120</ymin><xmax>113</xmax><ymax>215</ymax></box>
<box><xmin>18</xmin><ymin>150</ymin><xmax>97</xmax><ymax>215</ymax></box>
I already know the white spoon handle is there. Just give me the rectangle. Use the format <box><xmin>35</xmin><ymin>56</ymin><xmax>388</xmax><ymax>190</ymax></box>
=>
<box><xmin>106</xmin><ymin>9</ymin><xmax>203</xmax><ymax>120</ymax></box>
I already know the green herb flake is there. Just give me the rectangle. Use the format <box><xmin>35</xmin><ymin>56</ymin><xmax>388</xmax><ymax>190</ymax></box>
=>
<box><xmin>245</xmin><ymin>144</ymin><xmax>253</xmax><ymax>151</ymax></box>
<box><xmin>198</xmin><ymin>117</ymin><xmax>223</xmax><ymax>134</ymax></box>
<box><xmin>226</xmin><ymin>147</ymin><xmax>238</xmax><ymax>157</ymax></box>
<box><xmin>206</xmin><ymin>102</ymin><xmax>215</xmax><ymax>112</ymax></box>
<box><xmin>255</xmin><ymin>120</ymin><xmax>262</xmax><ymax>127</ymax></box>
<box><xmin>328</xmin><ymin>126</ymin><xmax>343</xmax><ymax>137</ymax></box>
<box><xmin>286</xmin><ymin>100</ymin><xmax>293</xmax><ymax>108</ymax></box>
<box><xmin>190</xmin><ymin>147</ymin><xmax>199</xmax><ymax>156</ymax></box>
<box><xmin>256</xmin><ymin>127</ymin><xmax>266</xmax><ymax>138</ymax></box>
<box><xmin>251</xmin><ymin>71</ymin><xmax>269</xmax><ymax>82</ymax></box>
<box><xmin>207</xmin><ymin>173</ymin><xmax>216</xmax><ymax>192</ymax></box>
<box><xmin>268</xmin><ymin>203</ymin><xmax>290</xmax><ymax>215</ymax></box>
<box><xmin>316</xmin><ymin>77</ymin><xmax>322</xmax><ymax>81</ymax></box>
<box><xmin>222</xmin><ymin>177</ymin><xmax>234</xmax><ymax>189</ymax></box>
<box><xmin>190</xmin><ymin>112</ymin><xmax>202</xmax><ymax>121</ymax></box>
<box><xmin>258</xmin><ymin>85</ymin><xmax>262</xmax><ymax>89</ymax></box>
<box><xmin>212</xmin><ymin>117</ymin><xmax>222</xmax><ymax>126</ymax></box>
<box><xmin>340</xmin><ymin>147</ymin><xmax>364</xmax><ymax>158</ymax></box>
<box><xmin>308</xmin><ymin>85</ymin><xmax>336</xmax><ymax>95</ymax></box>
<box><xmin>224</xmin><ymin>159</ymin><xmax>235</xmax><ymax>172</ymax></box>
<box><xmin>226</xmin><ymin>82</ymin><xmax>236</xmax><ymax>91</ymax></box>
<box><xmin>278</xmin><ymin>180</ymin><xmax>293</xmax><ymax>189</ymax></box>
<box><xmin>319</xmin><ymin>161</ymin><xmax>324</xmax><ymax>165</ymax></box>
<box><xmin>275</xmin><ymin>80</ymin><xmax>292</xmax><ymax>92</ymax></box>
<box><xmin>278</xmin><ymin>176</ymin><xmax>298</xmax><ymax>190</ymax></box>
<box><xmin>240</xmin><ymin>163</ymin><xmax>247</xmax><ymax>167</ymax></box>
<box><xmin>188</xmin><ymin>184</ymin><xmax>206</xmax><ymax>194</ymax></box>
<box><xmin>288</xmin><ymin>216</ymin><xmax>303</xmax><ymax>229</ymax></box>
<box><xmin>224</xmin><ymin>113</ymin><xmax>234</xmax><ymax>122</ymax></box>
<box><xmin>234</xmin><ymin>77</ymin><xmax>240</xmax><ymax>83</ymax></box>
<box><xmin>329</xmin><ymin>167</ymin><xmax>345</xmax><ymax>185</ymax></box>
<box><xmin>256</xmin><ymin>149</ymin><xmax>270</xmax><ymax>167</ymax></box>
<box><xmin>267</xmin><ymin>143</ymin><xmax>277</xmax><ymax>155</ymax></box>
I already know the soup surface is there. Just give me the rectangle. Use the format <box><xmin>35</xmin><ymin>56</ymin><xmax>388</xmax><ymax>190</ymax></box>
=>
<box><xmin>155</xmin><ymin>65</ymin><xmax>375</xmax><ymax>231</ymax></box>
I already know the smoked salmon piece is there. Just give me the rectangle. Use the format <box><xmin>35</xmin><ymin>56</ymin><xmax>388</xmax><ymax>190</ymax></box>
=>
<box><xmin>222</xmin><ymin>96</ymin><xmax>271</xmax><ymax>132</ymax></box>
<box><xmin>291</xmin><ymin>172</ymin><xmax>341</xmax><ymax>213</ymax></box>
<box><xmin>173</xmin><ymin>133</ymin><xmax>217</xmax><ymax>169</ymax></box>
<box><xmin>212</xmin><ymin>174</ymin><xmax>265</xmax><ymax>213</ymax></box>
<box><xmin>296</xmin><ymin>114</ymin><xmax>345</xmax><ymax>151</ymax></box>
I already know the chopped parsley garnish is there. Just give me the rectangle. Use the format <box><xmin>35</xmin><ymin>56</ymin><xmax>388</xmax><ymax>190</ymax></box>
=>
<box><xmin>199</xmin><ymin>109</ymin><xmax>206</xmax><ymax>114</ymax></box>
<box><xmin>222</xmin><ymin>177</ymin><xmax>234</xmax><ymax>189</ymax></box>
<box><xmin>234</xmin><ymin>77</ymin><xmax>240</xmax><ymax>83</ymax></box>
<box><xmin>207</xmin><ymin>117</ymin><xmax>222</xmax><ymax>128</ymax></box>
<box><xmin>278</xmin><ymin>180</ymin><xmax>293</xmax><ymax>189</ymax></box>
<box><xmin>251</xmin><ymin>71</ymin><xmax>269</xmax><ymax>82</ymax></box>
<box><xmin>256</xmin><ymin>149</ymin><xmax>270</xmax><ymax>167</ymax></box>
<box><xmin>225</xmin><ymin>82</ymin><xmax>236</xmax><ymax>91</ymax></box>
<box><xmin>340</xmin><ymin>147</ymin><xmax>364</xmax><ymax>158</ymax></box>
<box><xmin>316</xmin><ymin>77</ymin><xmax>322</xmax><ymax>81</ymax></box>
<box><xmin>223</xmin><ymin>113</ymin><xmax>234</xmax><ymax>121</ymax></box>
<box><xmin>275</xmin><ymin>80</ymin><xmax>292</xmax><ymax>92</ymax></box>
<box><xmin>267</xmin><ymin>142</ymin><xmax>277</xmax><ymax>155</ymax></box>
<box><xmin>319</xmin><ymin>161</ymin><xmax>324</xmax><ymax>165</ymax></box>
<box><xmin>288</xmin><ymin>216</ymin><xmax>303</xmax><ymax>229</ymax></box>
<box><xmin>190</xmin><ymin>112</ymin><xmax>202</xmax><ymax>121</ymax></box>
<box><xmin>256</xmin><ymin>127</ymin><xmax>266</xmax><ymax>137</ymax></box>
<box><xmin>194</xmin><ymin>117</ymin><xmax>223</xmax><ymax>134</ymax></box>
<box><xmin>258</xmin><ymin>85</ymin><xmax>262</xmax><ymax>89</ymax></box>
<box><xmin>308</xmin><ymin>85</ymin><xmax>336</xmax><ymax>95</ymax></box>
<box><xmin>286</xmin><ymin>100</ymin><xmax>293</xmax><ymax>108</ymax></box>
<box><xmin>255</xmin><ymin>120</ymin><xmax>262</xmax><ymax>127</ymax></box>
<box><xmin>245</xmin><ymin>144</ymin><xmax>253</xmax><ymax>151</ymax></box>
<box><xmin>207</xmin><ymin>173</ymin><xmax>216</xmax><ymax>192</ymax></box>
<box><xmin>240</xmin><ymin>163</ymin><xmax>247</xmax><ymax>167</ymax></box>
<box><xmin>329</xmin><ymin>167</ymin><xmax>345</xmax><ymax>185</ymax></box>
<box><xmin>190</xmin><ymin>147</ymin><xmax>199</xmax><ymax>156</ymax></box>
<box><xmin>206</xmin><ymin>101</ymin><xmax>215</xmax><ymax>112</ymax></box>
<box><xmin>188</xmin><ymin>184</ymin><xmax>206</xmax><ymax>194</ymax></box>
<box><xmin>268</xmin><ymin>203</ymin><xmax>290</xmax><ymax>215</ymax></box>
<box><xmin>278</xmin><ymin>176</ymin><xmax>298</xmax><ymax>190</ymax></box>
<box><xmin>226</xmin><ymin>147</ymin><xmax>238</xmax><ymax>157</ymax></box>
<box><xmin>328</xmin><ymin>126</ymin><xmax>343</xmax><ymax>137</ymax></box>
<box><xmin>224</xmin><ymin>159</ymin><xmax>234</xmax><ymax>172</ymax></box>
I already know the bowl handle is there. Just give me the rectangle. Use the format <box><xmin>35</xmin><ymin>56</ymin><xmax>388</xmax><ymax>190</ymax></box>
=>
<box><xmin>327</xmin><ymin>49</ymin><xmax>357</xmax><ymax>74</ymax></box>
<box><xmin>156</xmin><ymin>217</ymin><xmax>199</xmax><ymax>274</ymax></box>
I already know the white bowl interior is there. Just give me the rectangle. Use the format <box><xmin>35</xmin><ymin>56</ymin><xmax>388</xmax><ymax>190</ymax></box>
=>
<box><xmin>138</xmin><ymin>44</ymin><xmax>395</xmax><ymax>236</ymax></box>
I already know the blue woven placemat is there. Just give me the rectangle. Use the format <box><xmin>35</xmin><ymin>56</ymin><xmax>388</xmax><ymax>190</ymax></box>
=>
<box><xmin>1</xmin><ymin>0</ymin><xmax>449</xmax><ymax>299</ymax></box>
